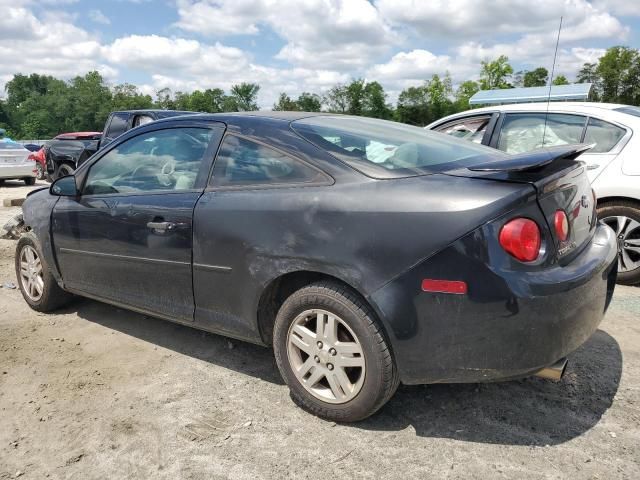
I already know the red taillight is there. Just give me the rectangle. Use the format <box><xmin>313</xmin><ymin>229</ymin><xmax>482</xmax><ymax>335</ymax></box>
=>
<box><xmin>554</xmin><ymin>210</ymin><xmax>569</xmax><ymax>241</ymax></box>
<box><xmin>499</xmin><ymin>218</ymin><xmax>541</xmax><ymax>262</ymax></box>
<box><xmin>421</xmin><ymin>279</ymin><xmax>468</xmax><ymax>295</ymax></box>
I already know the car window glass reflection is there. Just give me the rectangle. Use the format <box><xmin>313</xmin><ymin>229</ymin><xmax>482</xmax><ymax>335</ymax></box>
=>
<box><xmin>210</xmin><ymin>136</ymin><xmax>322</xmax><ymax>187</ymax></box>
<box><xmin>436</xmin><ymin>117</ymin><xmax>491</xmax><ymax>144</ymax></box>
<box><xmin>497</xmin><ymin>113</ymin><xmax>585</xmax><ymax>154</ymax></box>
<box><xmin>583</xmin><ymin>118</ymin><xmax>626</xmax><ymax>153</ymax></box>
<box><xmin>83</xmin><ymin>128</ymin><xmax>213</xmax><ymax>195</ymax></box>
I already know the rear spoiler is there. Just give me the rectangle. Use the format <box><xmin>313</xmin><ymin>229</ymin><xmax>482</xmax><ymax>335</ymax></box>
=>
<box><xmin>467</xmin><ymin>144</ymin><xmax>593</xmax><ymax>173</ymax></box>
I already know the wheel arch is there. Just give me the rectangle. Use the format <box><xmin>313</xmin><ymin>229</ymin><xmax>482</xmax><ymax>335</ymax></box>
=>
<box><xmin>256</xmin><ymin>270</ymin><xmax>393</xmax><ymax>350</ymax></box>
<box><xmin>597</xmin><ymin>196</ymin><xmax>640</xmax><ymax>210</ymax></box>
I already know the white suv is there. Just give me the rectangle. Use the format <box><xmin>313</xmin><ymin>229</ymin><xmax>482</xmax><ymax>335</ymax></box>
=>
<box><xmin>428</xmin><ymin>102</ymin><xmax>640</xmax><ymax>285</ymax></box>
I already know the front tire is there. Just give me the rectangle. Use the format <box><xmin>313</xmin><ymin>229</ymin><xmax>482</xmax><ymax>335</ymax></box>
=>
<box><xmin>599</xmin><ymin>201</ymin><xmax>640</xmax><ymax>285</ymax></box>
<box><xmin>24</xmin><ymin>177</ymin><xmax>36</xmax><ymax>186</ymax></box>
<box><xmin>15</xmin><ymin>232</ymin><xmax>73</xmax><ymax>312</ymax></box>
<box><xmin>273</xmin><ymin>281</ymin><xmax>399</xmax><ymax>422</ymax></box>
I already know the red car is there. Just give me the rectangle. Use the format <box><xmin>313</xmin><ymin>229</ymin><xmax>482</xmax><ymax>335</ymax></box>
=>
<box><xmin>28</xmin><ymin>147</ymin><xmax>46</xmax><ymax>180</ymax></box>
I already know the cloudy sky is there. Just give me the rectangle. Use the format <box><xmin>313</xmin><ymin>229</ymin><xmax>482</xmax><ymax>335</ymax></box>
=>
<box><xmin>1</xmin><ymin>0</ymin><xmax>639</xmax><ymax>107</ymax></box>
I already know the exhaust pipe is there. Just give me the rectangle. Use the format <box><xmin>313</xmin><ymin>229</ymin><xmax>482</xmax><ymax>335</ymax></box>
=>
<box><xmin>534</xmin><ymin>358</ymin><xmax>568</xmax><ymax>381</ymax></box>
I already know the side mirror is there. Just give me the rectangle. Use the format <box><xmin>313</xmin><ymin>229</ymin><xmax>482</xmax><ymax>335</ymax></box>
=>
<box><xmin>50</xmin><ymin>175</ymin><xmax>79</xmax><ymax>197</ymax></box>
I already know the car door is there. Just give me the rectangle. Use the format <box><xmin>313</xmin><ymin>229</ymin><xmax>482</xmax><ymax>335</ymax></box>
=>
<box><xmin>492</xmin><ymin>112</ymin><xmax>628</xmax><ymax>183</ymax></box>
<box><xmin>191</xmin><ymin>134</ymin><xmax>332</xmax><ymax>340</ymax></box>
<box><xmin>51</xmin><ymin>123</ymin><xmax>224</xmax><ymax>321</ymax></box>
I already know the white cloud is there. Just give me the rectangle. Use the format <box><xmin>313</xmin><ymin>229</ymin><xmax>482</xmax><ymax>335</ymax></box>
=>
<box><xmin>0</xmin><ymin>0</ymin><xmax>635</xmax><ymax>107</ymax></box>
<box><xmin>175</xmin><ymin>0</ymin><xmax>399</xmax><ymax>70</ymax></box>
<box><xmin>89</xmin><ymin>9</ymin><xmax>111</xmax><ymax>25</ymax></box>
<box><xmin>376</xmin><ymin>0</ymin><xmax>627</xmax><ymax>40</ymax></box>
<box><xmin>102</xmin><ymin>34</ymin><xmax>349</xmax><ymax>107</ymax></box>
<box><xmin>594</xmin><ymin>0</ymin><xmax>640</xmax><ymax>16</ymax></box>
<box><xmin>0</xmin><ymin>5</ymin><xmax>116</xmax><ymax>93</ymax></box>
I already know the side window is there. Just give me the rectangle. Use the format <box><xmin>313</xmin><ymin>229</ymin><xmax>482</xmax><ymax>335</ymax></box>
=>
<box><xmin>133</xmin><ymin>115</ymin><xmax>154</xmax><ymax>128</ymax></box>
<box><xmin>435</xmin><ymin>116</ymin><xmax>491</xmax><ymax>144</ymax></box>
<box><xmin>583</xmin><ymin>118</ymin><xmax>626</xmax><ymax>153</ymax></box>
<box><xmin>84</xmin><ymin>128</ymin><xmax>215</xmax><ymax>195</ymax></box>
<box><xmin>106</xmin><ymin>113</ymin><xmax>129</xmax><ymax>140</ymax></box>
<box><xmin>497</xmin><ymin>113</ymin><xmax>586</xmax><ymax>154</ymax></box>
<box><xmin>210</xmin><ymin>135</ymin><xmax>324</xmax><ymax>188</ymax></box>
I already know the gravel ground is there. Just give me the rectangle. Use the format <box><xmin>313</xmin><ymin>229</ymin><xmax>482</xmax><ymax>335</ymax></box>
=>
<box><xmin>0</xmin><ymin>181</ymin><xmax>639</xmax><ymax>479</ymax></box>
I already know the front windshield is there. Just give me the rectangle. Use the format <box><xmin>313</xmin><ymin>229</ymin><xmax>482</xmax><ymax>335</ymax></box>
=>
<box><xmin>292</xmin><ymin>116</ymin><xmax>503</xmax><ymax>178</ymax></box>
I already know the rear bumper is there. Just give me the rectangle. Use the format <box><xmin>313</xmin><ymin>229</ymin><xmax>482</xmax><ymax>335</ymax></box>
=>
<box><xmin>0</xmin><ymin>163</ymin><xmax>36</xmax><ymax>179</ymax></box>
<box><xmin>370</xmin><ymin>222</ymin><xmax>618</xmax><ymax>385</ymax></box>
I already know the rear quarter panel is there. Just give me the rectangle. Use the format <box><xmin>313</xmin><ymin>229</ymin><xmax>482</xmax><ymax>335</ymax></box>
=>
<box><xmin>192</xmin><ymin>173</ymin><xmax>535</xmax><ymax>343</ymax></box>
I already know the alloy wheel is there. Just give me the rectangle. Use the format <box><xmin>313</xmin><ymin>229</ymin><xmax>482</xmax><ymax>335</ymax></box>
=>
<box><xmin>602</xmin><ymin>215</ymin><xmax>640</xmax><ymax>273</ymax></box>
<box><xmin>19</xmin><ymin>245</ymin><xmax>44</xmax><ymax>301</ymax></box>
<box><xmin>36</xmin><ymin>163</ymin><xmax>45</xmax><ymax>180</ymax></box>
<box><xmin>286</xmin><ymin>309</ymin><xmax>366</xmax><ymax>404</ymax></box>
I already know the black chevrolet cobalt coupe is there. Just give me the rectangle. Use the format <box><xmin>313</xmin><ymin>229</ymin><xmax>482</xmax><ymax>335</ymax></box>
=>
<box><xmin>16</xmin><ymin>112</ymin><xmax>617</xmax><ymax>421</ymax></box>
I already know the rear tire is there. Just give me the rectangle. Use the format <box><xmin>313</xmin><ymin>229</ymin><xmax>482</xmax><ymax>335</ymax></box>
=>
<box><xmin>35</xmin><ymin>163</ymin><xmax>45</xmax><ymax>180</ymax></box>
<box><xmin>273</xmin><ymin>281</ymin><xmax>399</xmax><ymax>422</ymax></box>
<box><xmin>24</xmin><ymin>177</ymin><xmax>36</xmax><ymax>186</ymax></box>
<box><xmin>54</xmin><ymin>163</ymin><xmax>75</xmax><ymax>180</ymax></box>
<box><xmin>15</xmin><ymin>232</ymin><xmax>74</xmax><ymax>312</ymax></box>
<box><xmin>598</xmin><ymin>201</ymin><xmax>640</xmax><ymax>285</ymax></box>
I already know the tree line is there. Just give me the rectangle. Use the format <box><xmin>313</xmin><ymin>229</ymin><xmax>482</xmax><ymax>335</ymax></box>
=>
<box><xmin>1</xmin><ymin>46</ymin><xmax>639</xmax><ymax>139</ymax></box>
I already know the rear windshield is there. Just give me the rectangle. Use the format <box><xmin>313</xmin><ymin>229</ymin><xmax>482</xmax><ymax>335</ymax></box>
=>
<box><xmin>614</xmin><ymin>106</ymin><xmax>640</xmax><ymax>117</ymax></box>
<box><xmin>0</xmin><ymin>142</ymin><xmax>27</xmax><ymax>151</ymax></box>
<box><xmin>291</xmin><ymin>116</ymin><xmax>503</xmax><ymax>178</ymax></box>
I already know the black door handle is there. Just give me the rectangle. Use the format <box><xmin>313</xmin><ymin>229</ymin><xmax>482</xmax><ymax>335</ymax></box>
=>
<box><xmin>146</xmin><ymin>221</ymin><xmax>176</xmax><ymax>233</ymax></box>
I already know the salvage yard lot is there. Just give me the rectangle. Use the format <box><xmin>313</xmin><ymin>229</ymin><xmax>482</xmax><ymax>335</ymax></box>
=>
<box><xmin>0</xmin><ymin>181</ymin><xmax>639</xmax><ymax>479</ymax></box>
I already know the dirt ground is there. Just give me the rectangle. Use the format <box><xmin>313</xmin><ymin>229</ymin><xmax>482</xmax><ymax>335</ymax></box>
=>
<box><xmin>0</xmin><ymin>180</ymin><xmax>639</xmax><ymax>479</ymax></box>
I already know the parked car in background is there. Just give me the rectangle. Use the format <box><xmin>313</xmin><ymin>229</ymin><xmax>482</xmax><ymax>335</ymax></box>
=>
<box><xmin>427</xmin><ymin>102</ymin><xmax>640</xmax><ymax>285</ymax></box>
<box><xmin>45</xmin><ymin>109</ymin><xmax>195</xmax><ymax>180</ymax></box>
<box><xmin>28</xmin><ymin>147</ymin><xmax>47</xmax><ymax>180</ymax></box>
<box><xmin>0</xmin><ymin>142</ymin><xmax>36</xmax><ymax>185</ymax></box>
<box><xmin>16</xmin><ymin>112</ymin><xmax>617</xmax><ymax>421</ymax></box>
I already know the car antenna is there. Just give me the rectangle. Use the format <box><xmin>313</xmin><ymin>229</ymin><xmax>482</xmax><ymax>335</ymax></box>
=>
<box><xmin>542</xmin><ymin>16</ymin><xmax>563</xmax><ymax>148</ymax></box>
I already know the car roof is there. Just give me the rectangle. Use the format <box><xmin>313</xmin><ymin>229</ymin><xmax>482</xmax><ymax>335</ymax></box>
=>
<box><xmin>427</xmin><ymin>102</ymin><xmax>640</xmax><ymax>129</ymax></box>
<box><xmin>152</xmin><ymin>111</ymin><xmax>335</xmax><ymax>127</ymax></box>
<box><xmin>463</xmin><ymin>102</ymin><xmax>626</xmax><ymax>114</ymax></box>
<box><xmin>55</xmin><ymin>131</ymin><xmax>102</xmax><ymax>140</ymax></box>
<box><xmin>112</xmin><ymin>109</ymin><xmax>192</xmax><ymax>114</ymax></box>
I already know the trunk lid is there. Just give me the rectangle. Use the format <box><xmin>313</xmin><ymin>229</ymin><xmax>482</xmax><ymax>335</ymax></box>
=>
<box><xmin>0</xmin><ymin>143</ymin><xmax>30</xmax><ymax>165</ymax></box>
<box><xmin>445</xmin><ymin>145</ymin><xmax>598</xmax><ymax>260</ymax></box>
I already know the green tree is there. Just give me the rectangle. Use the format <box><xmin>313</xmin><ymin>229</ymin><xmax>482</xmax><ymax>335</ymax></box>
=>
<box><xmin>362</xmin><ymin>81</ymin><xmax>392</xmax><ymax>119</ymax></box>
<box><xmin>197</xmin><ymin>89</ymin><xmax>226</xmax><ymax>112</ymax></box>
<box><xmin>479</xmin><ymin>55</ymin><xmax>513</xmax><ymax>89</ymax></box>
<box><xmin>155</xmin><ymin>87</ymin><xmax>176</xmax><ymax>110</ymax></box>
<box><xmin>112</xmin><ymin>83</ymin><xmax>153</xmax><ymax>111</ymax></box>
<box><xmin>577</xmin><ymin>62</ymin><xmax>599</xmax><ymax>84</ymax></box>
<box><xmin>230</xmin><ymin>83</ymin><xmax>260</xmax><ymax>111</ymax></box>
<box><xmin>345</xmin><ymin>79</ymin><xmax>366</xmax><ymax>115</ymax></box>
<box><xmin>455</xmin><ymin>80</ymin><xmax>480</xmax><ymax>110</ymax></box>
<box><xmin>425</xmin><ymin>73</ymin><xmax>453</xmax><ymax>120</ymax></box>
<box><xmin>67</xmin><ymin>71</ymin><xmax>112</xmax><ymax>132</ymax></box>
<box><xmin>597</xmin><ymin>46</ymin><xmax>637</xmax><ymax>103</ymax></box>
<box><xmin>524</xmin><ymin>67</ymin><xmax>549</xmax><ymax>87</ymax></box>
<box><xmin>552</xmin><ymin>75</ymin><xmax>570</xmax><ymax>86</ymax></box>
<box><xmin>324</xmin><ymin>84</ymin><xmax>349</xmax><ymax>113</ymax></box>
<box><xmin>273</xmin><ymin>92</ymin><xmax>299</xmax><ymax>111</ymax></box>
<box><xmin>395</xmin><ymin>85</ymin><xmax>429</xmax><ymax>125</ymax></box>
<box><xmin>296</xmin><ymin>92</ymin><xmax>322</xmax><ymax>112</ymax></box>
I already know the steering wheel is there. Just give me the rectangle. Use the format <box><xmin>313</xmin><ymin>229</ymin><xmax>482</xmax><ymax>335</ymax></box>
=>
<box><xmin>158</xmin><ymin>160</ymin><xmax>176</xmax><ymax>187</ymax></box>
